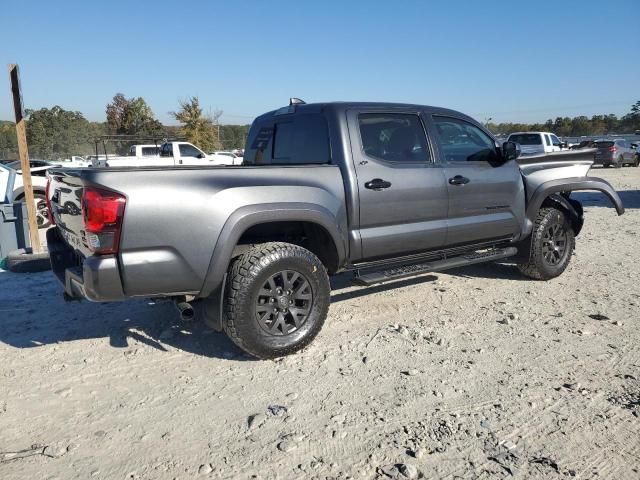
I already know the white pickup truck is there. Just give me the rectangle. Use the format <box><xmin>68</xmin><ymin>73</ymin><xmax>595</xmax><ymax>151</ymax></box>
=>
<box><xmin>92</xmin><ymin>142</ymin><xmax>241</xmax><ymax>168</ymax></box>
<box><xmin>507</xmin><ymin>132</ymin><xmax>566</xmax><ymax>155</ymax></box>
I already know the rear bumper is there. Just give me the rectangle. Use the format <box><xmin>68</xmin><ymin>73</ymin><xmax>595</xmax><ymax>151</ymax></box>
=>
<box><xmin>46</xmin><ymin>228</ymin><xmax>126</xmax><ymax>302</ymax></box>
<box><xmin>593</xmin><ymin>155</ymin><xmax>614</xmax><ymax>165</ymax></box>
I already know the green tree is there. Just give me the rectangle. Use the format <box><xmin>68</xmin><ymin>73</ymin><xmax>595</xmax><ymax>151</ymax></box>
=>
<box><xmin>0</xmin><ymin>122</ymin><xmax>18</xmax><ymax>159</ymax></box>
<box><xmin>25</xmin><ymin>106</ymin><xmax>93</xmax><ymax>159</ymax></box>
<box><xmin>219</xmin><ymin>124</ymin><xmax>250</xmax><ymax>150</ymax></box>
<box><xmin>170</xmin><ymin>96</ymin><xmax>221</xmax><ymax>151</ymax></box>
<box><xmin>106</xmin><ymin>93</ymin><xmax>164</xmax><ymax>136</ymax></box>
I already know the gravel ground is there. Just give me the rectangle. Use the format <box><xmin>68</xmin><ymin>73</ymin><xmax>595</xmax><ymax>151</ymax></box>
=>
<box><xmin>1</xmin><ymin>167</ymin><xmax>638</xmax><ymax>480</ymax></box>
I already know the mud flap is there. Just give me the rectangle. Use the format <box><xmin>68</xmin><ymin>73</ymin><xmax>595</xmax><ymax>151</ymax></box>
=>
<box><xmin>196</xmin><ymin>274</ymin><xmax>226</xmax><ymax>331</ymax></box>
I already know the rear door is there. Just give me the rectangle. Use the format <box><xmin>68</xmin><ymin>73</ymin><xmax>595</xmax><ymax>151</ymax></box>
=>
<box><xmin>348</xmin><ymin>109</ymin><xmax>449</xmax><ymax>260</ymax></box>
<box><xmin>159</xmin><ymin>143</ymin><xmax>177</xmax><ymax>166</ymax></box>
<box><xmin>429</xmin><ymin>115</ymin><xmax>523</xmax><ymax>246</ymax></box>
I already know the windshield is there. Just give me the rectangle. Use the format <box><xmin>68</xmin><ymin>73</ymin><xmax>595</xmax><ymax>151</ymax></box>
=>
<box><xmin>509</xmin><ymin>134</ymin><xmax>542</xmax><ymax>145</ymax></box>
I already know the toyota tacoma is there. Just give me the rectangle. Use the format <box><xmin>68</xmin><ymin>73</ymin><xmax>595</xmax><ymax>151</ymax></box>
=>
<box><xmin>46</xmin><ymin>100</ymin><xmax>624</xmax><ymax>358</ymax></box>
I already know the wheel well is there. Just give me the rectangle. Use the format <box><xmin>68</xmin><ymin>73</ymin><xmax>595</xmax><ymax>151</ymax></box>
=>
<box><xmin>235</xmin><ymin>221</ymin><xmax>340</xmax><ymax>273</ymax></box>
<box><xmin>15</xmin><ymin>189</ymin><xmax>45</xmax><ymax>201</ymax></box>
<box><xmin>541</xmin><ymin>194</ymin><xmax>584</xmax><ymax>236</ymax></box>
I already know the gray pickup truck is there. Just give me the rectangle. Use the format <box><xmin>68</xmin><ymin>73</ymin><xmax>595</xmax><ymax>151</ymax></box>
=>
<box><xmin>46</xmin><ymin>100</ymin><xmax>624</xmax><ymax>358</ymax></box>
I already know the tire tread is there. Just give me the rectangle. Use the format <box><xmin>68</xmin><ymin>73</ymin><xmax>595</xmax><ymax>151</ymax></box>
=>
<box><xmin>223</xmin><ymin>242</ymin><xmax>329</xmax><ymax>359</ymax></box>
<box><xmin>517</xmin><ymin>207</ymin><xmax>574</xmax><ymax>280</ymax></box>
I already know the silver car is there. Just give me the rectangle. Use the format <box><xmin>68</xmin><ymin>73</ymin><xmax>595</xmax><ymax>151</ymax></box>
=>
<box><xmin>593</xmin><ymin>139</ymin><xmax>638</xmax><ymax>168</ymax></box>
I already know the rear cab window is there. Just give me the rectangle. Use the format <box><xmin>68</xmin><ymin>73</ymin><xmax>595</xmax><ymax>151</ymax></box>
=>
<box><xmin>509</xmin><ymin>133</ymin><xmax>542</xmax><ymax>145</ymax></box>
<box><xmin>244</xmin><ymin>112</ymin><xmax>331</xmax><ymax>165</ymax></box>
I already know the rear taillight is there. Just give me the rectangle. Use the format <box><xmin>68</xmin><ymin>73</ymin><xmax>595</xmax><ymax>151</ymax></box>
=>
<box><xmin>45</xmin><ymin>178</ymin><xmax>55</xmax><ymax>226</ymax></box>
<box><xmin>81</xmin><ymin>187</ymin><xmax>126</xmax><ymax>255</ymax></box>
<box><xmin>609</xmin><ymin>146</ymin><xmax>618</xmax><ymax>153</ymax></box>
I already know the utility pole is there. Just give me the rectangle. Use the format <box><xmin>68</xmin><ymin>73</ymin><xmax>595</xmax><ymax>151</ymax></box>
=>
<box><xmin>8</xmin><ymin>64</ymin><xmax>41</xmax><ymax>253</ymax></box>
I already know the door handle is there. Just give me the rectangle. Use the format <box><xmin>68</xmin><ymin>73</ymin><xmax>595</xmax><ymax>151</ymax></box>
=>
<box><xmin>448</xmin><ymin>175</ymin><xmax>470</xmax><ymax>185</ymax></box>
<box><xmin>365</xmin><ymin>178</ymin><xmax>392</xmax><ymax>190</ymax></box>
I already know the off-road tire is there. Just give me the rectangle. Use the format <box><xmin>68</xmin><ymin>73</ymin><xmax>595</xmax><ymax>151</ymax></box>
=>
<box><xmin>223</xmin><ymin>242</ymin><xmax>330</xmax><ymax>359</ymax></box>
<box><xmin>517</xmin><ymin>208</ymin><xmax>575</xmax><ymax>280</ymax></box>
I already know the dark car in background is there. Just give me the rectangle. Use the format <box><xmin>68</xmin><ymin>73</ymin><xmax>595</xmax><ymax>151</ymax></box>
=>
<box><xmin>593</xmin><ymin>139</ymin><xmax>638</xmax><ymax>167</ymax></box>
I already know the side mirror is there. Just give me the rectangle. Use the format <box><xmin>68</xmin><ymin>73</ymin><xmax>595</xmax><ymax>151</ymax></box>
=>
<box><xmin>198</xmin><ymin>153</ymin><xmax>205</xmax><ymax>159</ymax></box>
<box><xmin>559</xmin><ymin>142</ymin><xmax>568</xmax><ymax>149</ymax></box>
<box><xmin>502</xmin><ymin>141</ymin><xmax>521</xmax><ymax>161</ymax></box>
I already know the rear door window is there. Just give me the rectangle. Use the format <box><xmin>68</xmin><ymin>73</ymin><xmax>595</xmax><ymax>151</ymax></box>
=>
<box><xmin>160</xmin><ymin>144</ymin><xmax>173</xmax><ymax>157</ymax></box>
<box><xmin>544</xmin><ymin>135</ymin><xmax>551</xmax><ymax>146</ymax></box>
<box><xmin>358</xmin><ymin>113</ymin><xmax>431</xmax><ymax>163</ymax></box>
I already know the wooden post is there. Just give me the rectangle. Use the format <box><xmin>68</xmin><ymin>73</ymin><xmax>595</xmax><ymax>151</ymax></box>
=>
<box><xmin>8</xmin><ymin>64</ymin><xmax>41</xmax><ymax>253</ymax></box>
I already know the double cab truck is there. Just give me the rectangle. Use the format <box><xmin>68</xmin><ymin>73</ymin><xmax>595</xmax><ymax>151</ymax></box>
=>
<box><xmin>506</xmin><ymin>131</ymin><xmax>567</xmax><ymax>155</ymax></box>
<box><xmin>46</xmin><ymin>100</ymin><xmax>624</xmax><ymax>359</ymax></box>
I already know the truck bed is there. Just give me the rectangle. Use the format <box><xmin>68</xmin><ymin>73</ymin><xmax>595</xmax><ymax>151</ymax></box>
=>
<box><xmin>47</xmin><ymin>164</ymin><xmax>347</xmax><ymax>300</ymax></box>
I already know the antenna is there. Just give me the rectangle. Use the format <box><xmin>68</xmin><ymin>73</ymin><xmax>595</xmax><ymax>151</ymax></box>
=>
<box><xmin>289</xmin><ymin>97</ymin><xmax>306</xmax><ymax>105</ymax></box>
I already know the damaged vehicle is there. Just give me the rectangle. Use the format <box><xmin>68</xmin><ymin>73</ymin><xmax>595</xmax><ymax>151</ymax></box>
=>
<box><xmin>45</xmin><ymin>100</ymin><xmax>624</xmax><ymax>359</ymax></box>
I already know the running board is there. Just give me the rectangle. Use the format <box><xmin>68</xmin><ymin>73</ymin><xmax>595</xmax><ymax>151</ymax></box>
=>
<box><xmin>353</xmin><ymin>247</ymin><xmax>518</xmax><ymax>286</ymax></box>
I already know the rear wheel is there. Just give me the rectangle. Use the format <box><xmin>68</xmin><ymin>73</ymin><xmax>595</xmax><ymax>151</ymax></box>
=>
<box><xmin>223</xmin><ymin>242</ymin><xmax>330</xmax><ymax>359</ymax></box>
<box><xmin>517</xmin><ymin>207</ymin><xmax>575</xmax><ymax>280</ymax></box>
<box><xmin>634</xmin><ymin>155</ymin><xmax>639</xmax><ymax>167</ymax></box>
<box><xmin>614</xmin><ymin>156</ymin><xmax>623</xmax><ymax>168</ymax></box>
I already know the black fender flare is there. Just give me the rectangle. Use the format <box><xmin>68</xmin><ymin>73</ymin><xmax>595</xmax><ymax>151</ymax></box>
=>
<box><xmin>523</xmin><ymin>176</ymin><xmax>624</xmax><ymax>236</ymax></box>
<box><xmin>198</xmin><ymin>203</ymin><xmax>347</xmax><ymax>299</ymax></box>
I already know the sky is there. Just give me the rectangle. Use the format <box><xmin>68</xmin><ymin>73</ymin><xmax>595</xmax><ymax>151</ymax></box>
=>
<box><xmin>1</xmin><ymin>0</ymin><xmax>639</xmax><ymax>125</ymax></box>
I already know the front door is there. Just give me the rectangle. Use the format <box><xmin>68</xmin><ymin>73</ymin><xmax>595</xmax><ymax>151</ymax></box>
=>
<box><xmin>348</xmin><ymin>110</ymin><xmax>449</xmax><ymax>260</ymax></box>
<box><xmin>428</xmin><ymin>115</ymin><xmax>523</xmax><ymax>246</ymax></box>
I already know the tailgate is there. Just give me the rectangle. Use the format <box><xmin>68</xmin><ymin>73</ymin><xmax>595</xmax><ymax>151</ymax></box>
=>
<box><xmin>47</xmin><ymin>169</ymin><xmax>93</xmax><ymax>257</ymax></box>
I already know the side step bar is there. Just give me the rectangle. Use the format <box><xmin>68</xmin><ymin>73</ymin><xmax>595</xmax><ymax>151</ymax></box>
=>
<box><xmin>353</xmin><ymin>247</ymin><xmax>518</xmax><ymax>286</ymax></box>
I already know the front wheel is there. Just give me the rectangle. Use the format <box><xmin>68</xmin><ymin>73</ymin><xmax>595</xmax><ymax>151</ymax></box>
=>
<box><xmin>517</xmin><ymin>207</ymin><xmax>575</xmax><ymax>280</ymax></box>
<box><xmin>223</xmin><ymin>242</ymin><xmax>330</xmax><ymax>359</ymax></box>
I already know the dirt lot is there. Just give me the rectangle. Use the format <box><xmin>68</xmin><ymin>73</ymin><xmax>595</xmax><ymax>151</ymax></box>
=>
<box><xmin>1</xmin><ymin>167</ymin><xmax>639</xmax><ymax>480</ymax></box>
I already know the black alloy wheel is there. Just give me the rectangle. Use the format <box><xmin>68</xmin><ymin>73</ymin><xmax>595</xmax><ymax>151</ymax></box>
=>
<box><xmin>255</xmin><ymin>270</ymin><xmax>313</xmax><ymax>336</ymax></box>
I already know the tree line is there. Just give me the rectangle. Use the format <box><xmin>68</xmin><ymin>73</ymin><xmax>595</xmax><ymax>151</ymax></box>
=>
<box><xmin>0</xmin><ymin>94</ymin><xmax>250</xmax><ymax>160</ymax></box>
<box><xmin>487</xmin><ymin>101</ymin><xmax>640</xmax><ymax>137</ymax></box>
<box><xmin>1</xmin><ymin>98</ymin><xmax>638</xmax><ymax>160</ymax></box>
